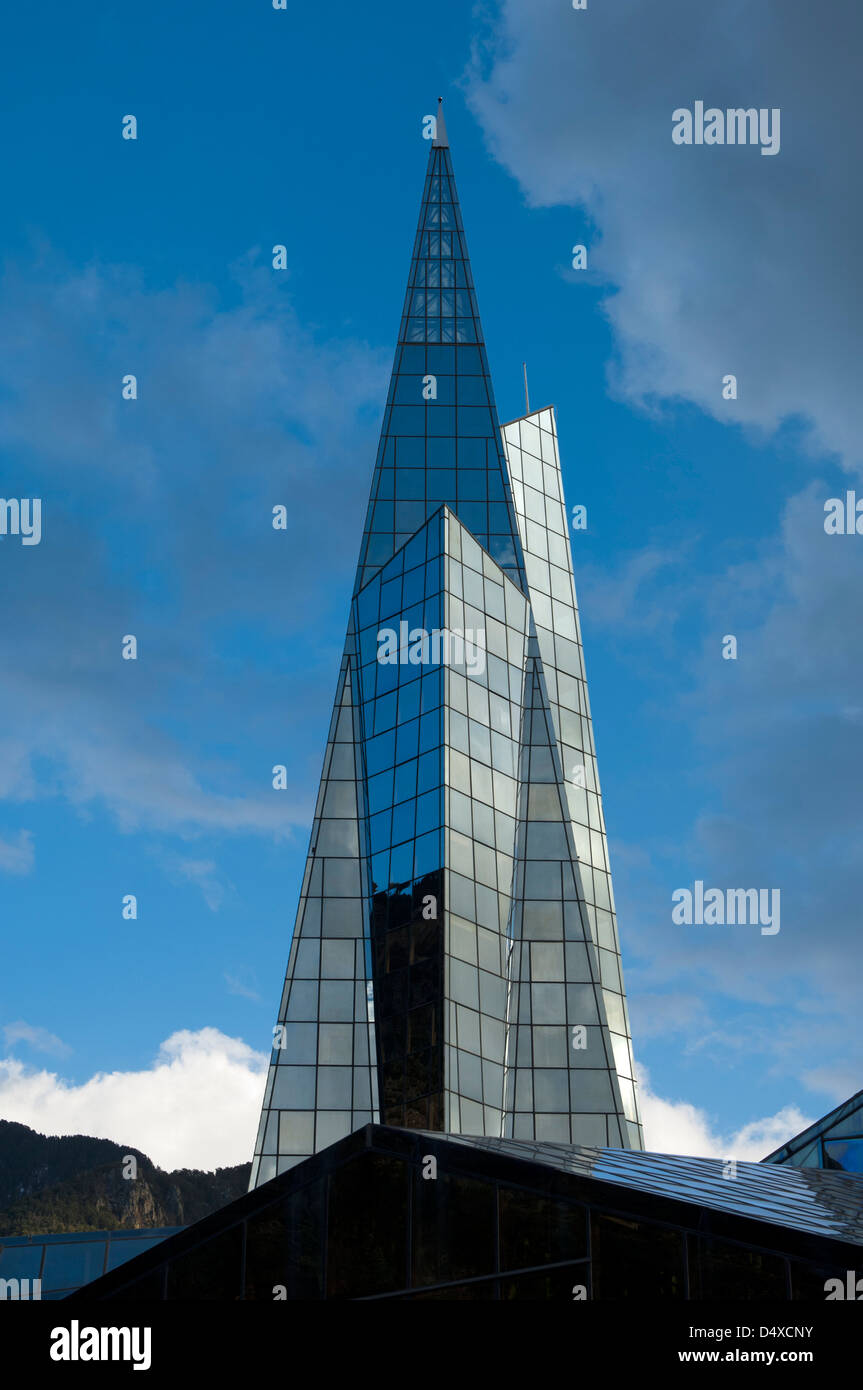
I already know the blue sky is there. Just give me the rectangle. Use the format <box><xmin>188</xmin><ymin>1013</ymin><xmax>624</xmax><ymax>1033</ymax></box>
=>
<box><xmin>1</xmin><ymin>0</ymin><xmax>860</xmax><ymax>1169</ymax></box>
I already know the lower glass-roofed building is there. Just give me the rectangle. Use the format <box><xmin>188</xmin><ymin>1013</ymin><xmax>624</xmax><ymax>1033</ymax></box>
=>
<box><xmin>70</xmin><ymin>1125</ymin><xmax>863</xmax><ymax>1301</ymax></box>
<box><xmin>0</xmin><ymin>1227</ymin><xmax>183</xmax><ymax>1300</ymax></box>
<box><xmin>763</xmin><ymin>1088</ymin><xmax>863</xmax><ymax>1173</ymax></box>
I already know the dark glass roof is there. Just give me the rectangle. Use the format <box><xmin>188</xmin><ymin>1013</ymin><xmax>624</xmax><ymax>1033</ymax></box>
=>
<box><xmin>414</xmin><ymin>1132</ymin><xmax>863</xmax><ymax>1247</ymax></box>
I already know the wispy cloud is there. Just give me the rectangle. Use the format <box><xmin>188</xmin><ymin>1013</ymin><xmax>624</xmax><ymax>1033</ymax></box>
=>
<box><xmin>3</xmin><ymin>1020</ymin><xmax>71</xmax><ymax>1058</ymax></box>
<box><xmin>0</xmin><ymin>829</ymin><xmax>34</xmax><ymax>875</ymax></box>
<box><xmin>0</xmin><ymin>254</ymin><xmax>389</xmax><ymax>841</ymax></box>
<box><xmin>223</xmin><ymin>971</ymin><xmax>262</xmax><ymax>1003</ymax></box>
<box><xmin>159</xmin><ymin>854</ymin><xmax>232</xmax><ymax>912</ymax></box>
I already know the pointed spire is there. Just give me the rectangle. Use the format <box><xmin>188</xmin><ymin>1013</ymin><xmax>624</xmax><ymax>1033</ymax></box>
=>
<box><xmin>353</xmin><ymin>103</ymin><xmax>527</xmax><ymax>593</ymax></box>
<box><xmin>433</xmin><ymin>96</ymin><xmax>449</xmax><ymax>148</ymax></box>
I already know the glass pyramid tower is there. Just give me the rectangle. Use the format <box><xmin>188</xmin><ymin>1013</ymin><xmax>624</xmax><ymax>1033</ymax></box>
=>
<box><xmin>250</xmin><ymin>106</ymin><xmax>643</xmax><ymax>1189</ymax></box>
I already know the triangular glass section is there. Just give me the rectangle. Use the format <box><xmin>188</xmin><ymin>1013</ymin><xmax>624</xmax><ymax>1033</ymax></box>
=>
<box><xmin>354</xmin><ymin>143</ymin><xmax>526</xmax><ymax>593</ymax></box>
<box><xmin>249</xmin><ymin>651</ymin><xmax>379</xmax><ymax>1189</ymax></box>
<box><xmin>502</xmin><ymin>407</ymin><xmax>643</xmax><ymax>1149</ymax></box>
<box><xmin>503</xmin><ymin>650</ymin><xmax>634</xmax><ymax>1146</ymax></box>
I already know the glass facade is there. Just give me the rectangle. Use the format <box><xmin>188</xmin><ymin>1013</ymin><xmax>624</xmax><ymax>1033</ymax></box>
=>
<box><xmin>249</xmin><ymin>115</ymin><xmax>642</xmax><ymax>1186</ymax></box>
<box><xmin>0</xmin><ymin>1227</ymin><xmax>181</xmax><ymax>1299</ymax></box>
<box><xmin>73</xmin><ymin>1126</ymin><xmax>863</xmax><ymax>1302</ymax></box>
<box><xmin>764</xmin><ymin>1088</ymin><xmax>863</xmax><ymax>1172</ymax></box>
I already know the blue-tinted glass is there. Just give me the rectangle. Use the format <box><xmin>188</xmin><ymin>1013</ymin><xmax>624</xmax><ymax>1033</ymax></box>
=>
<box><xmin>458</xmin><ymin>471</ymin><xmax>487</xmax><ymax>501</ymax></box>
<box><xmin>391</xmin><ymin>798</ymin><xmax>415</xmax><ymax>843</ymax></box>
<box><xmin>457</xmin><ymin>406</ymin><xmax>493</xmax><ymax>436</ymax></box>
<box><xmin>42</xmin><ymin>1240</ymin><xmax>106</xmax><ymax>1292</ymax></box>
<box><xmin>488</xmin><ymin>503</ymin><xmax>514</xmax><ymax>532</ymax></box>
<box><xmin>490</xmin><ymin>536</ymin><xmax>517</xmax><ymax>568</ymax></box>
<box><xmin>389</xmin><ymin>406</ymin><xmax>424</xmax><ymax>435</ymax></box>
<box><xmin>427</xmin><ymin>468</ymin><xmax>456</xmax><ymax>498</ymax></box>
<box><xmin>359</xmin><ymin>624</ymin><xmax>381</xmax><ymax>668</ymax></box>
<box><xmin>427</xmin><ymin>346</ymin><xmax>456</xmax><ymax>373</ymax></box>
<box><xmin>402</xmin><ymin>567</ymin><xmax>425</xmax><ymax>610</ymax></box>
<box><xmin>105</xmin><ymin>1235</ymin><xmax>170</xmax><ymax>1271</ymax></box>
<box><xmin>457</xmin><ymin>437</ymin><xmax>486</xmax><ymax>466</ymax></box>
<box><xmin>400</xmin><ymin>600</ymin><xmax>425</xmax><ymax>638</ymax></box>
<box><xmin>418</xmin><ymin>710</ymin><xmax>441</xmax><ymax>755</ymax></box>
<box><xmin>395</xmin><ymin>467</ymin><xmax>425</xmax><ymax>499</ymax></box>
<box><xmin>394</xmin><ymin>758</ymin><xmax>419</xmax><ymax>804</ymax></box>
<box><xmin>356</xmin><ymin>577</ymin><xmax>380</xmax><ymax>626</ymax></box>
<box><xmin>372</xmin><ymin>654</ymin><xmax>399</xmax><ymax>697</ymax></box>
<box><xmin>396</xmin><ymin>501</ymin><xmax>426</xmax><ymax>532</ymax></box>
<box><xmin>457</xmin><ymin>502</ymin><xmax>489</xmax><ymax>535</ymax></box>
<box><xmin>404</xmin><ymin>528</ymin><xmax>429</xmax><ymax>572</ymax></box>
<box><xmin>415</xmin><ymin>789</ymin><xmax>441</xmax><ymax>836</ymax></box>
<box><xmin>371</xmin><ymin>501</ymin><xmax>394</xmax><ymax>532</ymax></box>
<box><xmin>396</xmin><ymin>437</ymin><xmax>425</xmax><ymax>470</ymax></box>
<box><xmin>0</xmin><ymin>1244</ymin><xmax>42</xmax><ymax>1280</ymax></box>
<box><xmin>432</xmin><ymin>376</ymin><xmax>456</xmax><ymax>404</ymax></box>
<box><xmin>421</xmin><ymin>668</ymin><xmax>442</xmax><ymax>714</ymax></box>
<box><xmin>364</xmin><ymin>533</ymin><xmax>392</xmax><ymax>566</ymax></box>
<box><xmin>371</xmin><ymin>849</ymin><xmax>390</xmax><ymax>889</ymax></box>
<box><xmin>398</xmin><ymin>679</ymin><xmax>422</xmax><ymax>724</ymax></box>
<box><xmin>395</xmin><ymin>718</ymin><xmax>420</xmax><ymax>763</ymax></box>
<box><xmin>424</xmin><ymin>557</ymin><xmax>442</xmax><ymax>598</ymax></box>
<box><xmin>417</xmin><ymin>749</ymin><xmax>439</xmax><ymax>794</ymax></box>
<box><xmin>457</xmin><ymin>376</ymin><xmax>488</xmax><ymax>406</ymax></box>
<box><xmin>457</xmin><ymin>346</ymin><xmax>483</xmax><ymax>373</ymax></box>
<box><xmin>380</xmin><ymin>575</ymin><xmax>402</xmax><ymax>617</ymax></box>
<box><xmin>374</xmin><ymin>468</ymin><xmax>395</xmax><ymax>499</ymax></box>
<box><xmin>374</xmin><ymin>690</ymin><xmax>398</xmax><ymax>734</ymax></box>
<box><xmin>390</xmin><ymin>840</ymin><xmax>414</xmax><ymax>883</ymax></box>
<box><xmin>824</xmin><ymin>1138</ymin><xmax>863</xmax><ymax>1172</ymax></box>
<box><xmin>370</xmin><ymin>809</ymin><xmax>392</xmax><ymax>848</ymax></box>
<box><xmin>427</xmin><ymin>438</ymin><xmax>455</xmax><ymax>468</ymax></box>
<box><xmin>399</xmin><ymin>345</ymin><xmax>425</xmax><ymax>372</ymax></box>
<box><xmin>395</xmin><ymin>375</ymin><xmax>426</xmax><ymax>404</ymax></box>
<box><xmin>366</xmin><ymin>730</ymin><xmax>396</xmax><ymax>777</ymax></box>
<box><xmin>413</xmin><ymin>830</ymin><xmax>442</xmax><ymax>879</ymax></box>
<box><xmin>427</xmin><ymin>406</ymin><xmax>455</xmax><ymax>436</ymax></box>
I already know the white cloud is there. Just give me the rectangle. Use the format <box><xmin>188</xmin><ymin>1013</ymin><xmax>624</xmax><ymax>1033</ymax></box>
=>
<box><xmin>0</xmin><ymin>829</ymin><xmax>34</xmax><ymax>875</ymax></box>
<box><xmin>638</xmin><ymin>1067</ymin><xmax>810</xmax><ymax>1160</ymax></box>
<box><xmin>0</xmin><ymin>1026</ymin><xmax>811</xmax><ymax>1172</ymax></box>
<box><xmin>466</xmin><ymin>0</ymin><xmax>863</xmax><ymax>472</ymax></box>
<box><xmin>0</xmin><ymin>1028</ymin><xmax>267</xmax><ymax>1171</ymax></box>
